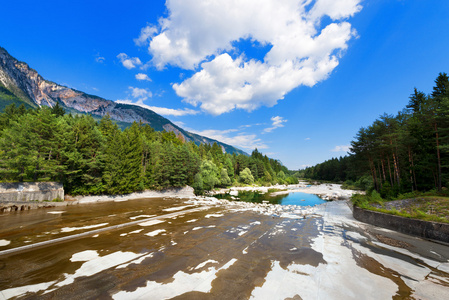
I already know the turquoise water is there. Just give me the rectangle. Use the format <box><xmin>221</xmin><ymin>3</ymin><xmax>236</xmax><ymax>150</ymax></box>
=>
<box><xmin>213</xmin><ymin>191</ymin><xmax>325</xmax><ymax>207</ymax></box>
<box><xmin>277</xmin><ymin>192</ymin><xmax>325</xmax><ymax>206</ymax></box>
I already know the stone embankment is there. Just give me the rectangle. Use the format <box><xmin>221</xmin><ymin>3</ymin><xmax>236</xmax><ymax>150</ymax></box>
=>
<box><xmin>0</xmin><ymin>182</ymin><xmax>66</xmax><ymax>212</ymax></box>
<box><xmin>353</xmin><ymin>205</ymin><xmax>449</xmax><ymax>243</ymax></box>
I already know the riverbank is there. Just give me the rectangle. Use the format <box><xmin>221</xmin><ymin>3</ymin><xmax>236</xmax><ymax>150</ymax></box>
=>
<box><xmin>213</xmin><ymin>181</ymin><xmax>360</xmax><ymax>201</ymax></box>
<box><xmin>1</xmin><ymin>182</ymin><xmax>358</xmax><ymax>214</ymax></box>
<box><xmin>1</xmin><ymin>194</ymin><xmax>448</xmax><ymax>299</ymax></box>
<box><xmin>71</xmin><ymin>186</ymin><xmax>196</xmax><ymax>204</ymax></box>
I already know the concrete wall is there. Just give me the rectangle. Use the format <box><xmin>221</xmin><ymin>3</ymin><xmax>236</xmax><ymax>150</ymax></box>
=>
<box><xmin>0</xmin><ymin>182</ymin><xmax>64</xmax><ymax>202</ymax></box>
<box><xmin>353</xmin><ymin>205</ymin><xmax>449</xmax><ymax>244</ymax></box>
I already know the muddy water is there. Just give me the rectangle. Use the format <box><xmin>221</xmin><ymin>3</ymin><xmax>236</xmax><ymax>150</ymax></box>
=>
<box><xmin>0</xmin><ymin>198</ymin><xmax>448</xmax><ymax>299</ymax></box>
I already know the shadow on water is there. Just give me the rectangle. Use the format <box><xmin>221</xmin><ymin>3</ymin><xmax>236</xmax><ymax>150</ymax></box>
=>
<box><xmin>213</xmin><ymin>191</ymin><xmax>326</xmax><ymax>207</ymax></box>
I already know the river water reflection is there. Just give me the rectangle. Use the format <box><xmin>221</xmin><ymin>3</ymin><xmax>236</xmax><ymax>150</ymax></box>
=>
<box><xmin>213</xmin><ymin>190</ymin><xmax>326</xmax><ymax>206</ymax></box>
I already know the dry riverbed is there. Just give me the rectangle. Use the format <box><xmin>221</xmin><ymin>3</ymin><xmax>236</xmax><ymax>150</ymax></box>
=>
<box><xmin>0</xmin><ymin>184</ymin><xmax>448</xmax><ymax>299</ymax></box>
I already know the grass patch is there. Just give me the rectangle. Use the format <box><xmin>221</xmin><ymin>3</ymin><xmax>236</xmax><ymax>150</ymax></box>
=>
<box><xmin>267</xmin><ymin>188</ymin><xmax>287</xmax><ymax>193</ymax></box>
<box><xmin>352</xmin><ymin>192</ymin><xmax>449</xmax><ymax>224</ymax></box>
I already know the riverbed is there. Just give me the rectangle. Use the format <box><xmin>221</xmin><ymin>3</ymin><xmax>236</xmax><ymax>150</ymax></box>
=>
<box><xmin>0</xmin><ymin>191</ymin><xmax>448</xmax><ymax>299</ymax></box>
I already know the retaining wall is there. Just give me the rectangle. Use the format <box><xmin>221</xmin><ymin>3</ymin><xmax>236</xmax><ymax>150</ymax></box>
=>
<box><xmin>353</xmin><ymin>205</ymin><xmax>449</xmax><ymax>243</ymax></box>
<box><xmin>0</xmin><ymin>182</ymin><xmax>64</xmax><ymax>202</ymax></box>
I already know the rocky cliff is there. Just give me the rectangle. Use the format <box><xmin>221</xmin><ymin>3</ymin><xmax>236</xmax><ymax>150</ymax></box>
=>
<box><xmin>0</xmin><ymin>46</ymin><xmax>246</xmax><ymax>155</ymax></box>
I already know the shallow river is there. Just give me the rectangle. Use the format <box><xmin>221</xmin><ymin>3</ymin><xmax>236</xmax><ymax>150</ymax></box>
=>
<box><xmin>0</xmin><ymin>197</ymin><xmax>448</xmax><ymax>299</ymax></box>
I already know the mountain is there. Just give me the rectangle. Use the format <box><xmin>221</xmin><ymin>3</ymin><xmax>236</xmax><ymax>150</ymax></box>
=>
<box><xmin>0</xmin><ymin>46</ymin><xmax>247</xmax><ymax>155</ymax></box>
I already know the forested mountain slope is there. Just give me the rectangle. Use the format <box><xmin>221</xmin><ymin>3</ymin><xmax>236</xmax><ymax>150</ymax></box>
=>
<box><xmin>0</xmin><ymin>46</ymin><xmax>246</xmax><ymax>155</ymax></box>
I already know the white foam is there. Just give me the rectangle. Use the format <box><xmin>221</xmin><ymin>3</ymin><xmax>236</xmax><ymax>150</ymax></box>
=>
<box><xmin>130</xmin><ymin>215</ymin><xmax>155</xmax><ymax>220</ymax></box>
<box><xmin>163</xmin><ymin>205</ymin><xmax>194</xmax><ymax>212</ymax></box>
<box><xmin>205</xmin><ymin>213</ymin><xmax>224</xmax><ymax>218</ymax></box>
<box><xmin>193</xmin><ymin>225</ymin><xmax>215</xmax><ymax>231</ymax></box>
<box><xmin>194</xmin><ymin>259</ymin><xmax>219</xmax><ymax>270</ymax></box>
<box><xmin>57</xmin><ymin>251</ymin><xmax>141</xmax><ymax>287</ymax></box>
<box><xmin>0</xmin><ymin>239</ymin><xmax>11</xmax><ymax>247</ymax></box>
<box><xmin>116</xmin><ymin>253</ymin><xmax>154</xmax><ymax>269</ymax></box>
<box><xmin>120</xmin><ymin>229</ymin><xmax>144</xmax><ymax>237</ymax></box>
<box><xmin>186</xmin><ymin>219</ymin><xmax>197</xmax><ymax>223</ymax></box>
<box><xmin>3</xmin><ymin>250</ymin><xmax>141</xmax><ymax>297</ymax></box>
<box><xmin>0</xmin><ymin>280</ymin><xmax>57</xmax><ymax>299</ymax></box>
<box><xmin>47</xmin><ymin>211</ymin><xmax>65</xmax><ymax>214</ymax></box>
<box><xmin>139</xmin><ymin>219</ymin><xmax>165</xmax><ymax>227</ymax></box>
<box><xmin>145</xmin><ymin>229</ymin><xmax>166</xmax><ymax>237</ymax></box>
<box><xmin>60</xmin><ymin>223</ymin><xmax>108</xmax><ymax>233</ymax></box>
<box><xmin>70</xmin><ymin>250</ymin><xmax>99</xmax><ymax>262</ymax></box>
<box><xmin>112</xmin><ymin>258</ymin><xmax>237</xmax><ymax>300</ymax></box>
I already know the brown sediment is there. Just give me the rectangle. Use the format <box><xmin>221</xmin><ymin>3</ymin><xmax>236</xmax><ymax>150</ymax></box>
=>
<box><xmin>373</xmin><ymin>233</ymin><xmax>412</xmax><ymax>249</ymax></box>
<box><xmin>350</xmin><ymin>247</ymin><xmax>413</xmax><ymax>299</ymax></box>
<box><xmin>1</xmin><ymin>199</ymin><xmax>448</xmax><ymax>299</ymax></box>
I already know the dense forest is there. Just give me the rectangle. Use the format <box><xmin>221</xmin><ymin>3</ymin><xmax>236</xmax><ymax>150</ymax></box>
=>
<box><xmin>303</xmin><ymin>72</ymin><xmax>449</xmax><ymax>198</ymax></box>
<box><xmin>0</xmin><ymin>103</ymin><xmax>297</xmax><ymax>195</ymax></box>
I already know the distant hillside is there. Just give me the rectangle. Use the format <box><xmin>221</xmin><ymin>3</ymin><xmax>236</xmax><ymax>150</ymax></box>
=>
<box><xmin>0</xmin><ymin>46</ymin><xmax>247</xmax><ymax>155</ymax></box>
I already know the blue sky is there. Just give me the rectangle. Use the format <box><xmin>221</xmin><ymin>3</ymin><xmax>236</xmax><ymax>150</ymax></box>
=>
<box><xmin>1</xmin><ymin>0</ymin><xmax>449</xmax><ymax>170</ymax></box>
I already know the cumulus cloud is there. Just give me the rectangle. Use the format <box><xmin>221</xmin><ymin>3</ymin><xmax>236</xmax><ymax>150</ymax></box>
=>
<box><xmin>331</xmin><ymin>145</ymin><xmax>350</xmax><ymax>152</ymax></box>
<box><xmin>188</xmin><ymin>128</ymin><xmax>268</xmax><ymax>150</ymax></box>
<box><xmin>116</xmin><ymin>100</ymin><xmax>199</xmax><ymax>117</ymax></box>
<box><xmin>134</xmin><ymin>25</ymin><xmax>158</xmax><ymax>46</ymax></box>
<box><xmin>305</xmin><ymin>137</ymin><xmax>311</xmax><ymax>141</ymax></box>
<box><xmin>263</xmin><ymin>116</ymin><xmax>287</xmax><ymax>133</ymax></box>
<box><xmin>135</xmin><ymin>73</ymin><xmax>152</xmax><ymax>81</ymax></box>
<box><xmin>142</xmin><ymin>0</ymin><xmax>362</xmax><ymax>115</ymax></box>
<box><xmin>129</xmin><ymin>87</ymin><xmax>152</xmax><ymax>101</ymax></box>
<box><xmin>117</xmin><ymin>53</ymin><xmax>142</xmax><ymax>69</ymax></box>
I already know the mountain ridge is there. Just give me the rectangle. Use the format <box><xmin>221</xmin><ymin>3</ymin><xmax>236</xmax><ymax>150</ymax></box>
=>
<box><xmin>0</xmin><ymin>46</ymin><xmax>247</xmax><ymax>155</ymax></box>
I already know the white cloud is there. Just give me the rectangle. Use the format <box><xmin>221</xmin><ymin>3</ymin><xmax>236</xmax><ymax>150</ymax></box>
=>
<box><xmin>134</xmin><ymin>25</ymin><xmax>158</xmax><ymax>46</ymax></box>
<box><xmin>173</xmin><ymin>121</ymin><xmax>185</xmax><ymax>127</ymax></box>
<box><xmin>116</xmin><ymin>100</ymin><xmax>199</xmax><ymax>117</ymax></box>
<box><xmin>331</xmin><ymin>145</ymin><xmax>350</xmax><ymax>152</ymax></box>
<box><xmin>95</xmin><ymin>56</ymin><xmax>105</xmax><ymax>63</ymax></box>
<box><xmin>142</xmin><ymin>0</ymin><xmax>361</xmax><ymax>115</ymax></box>
<box><xmin>239</xmin><ymin>123</ymin><xmax>263</xmax><ymax>129</ymax></box>
<box><xmin>117</xmin><ymin>53</ymin><xmax>142</xmax><ymax>69</ymax></box>
<box><xmin>129</xmin><ymin>87</ymin><xmax>152</xmax><ymax>101</ymax></box>
<box><xmin>135</xmin><ymin>73</ymin><xmax>152</xmax><ymax>81</ymax></box>
<box><xmin>305</xmin><ymin>137</ymin><xmax>311</xmax><ymax>141</ymax></box>
<box><xmin>263</xmin><ymin>116</ymin><xmax>287</xmax><ymax>133</ymax></box>
<box><xmin>188</xmin><ymin>128</ymin><xmax>268</xmax><ymax>150</ymax></box>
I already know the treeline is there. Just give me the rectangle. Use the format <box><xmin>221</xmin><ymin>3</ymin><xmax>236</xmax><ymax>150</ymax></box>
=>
<box><xmin>303</xmin><ymin>72</ymin><xmax>449</xmax><ymax>197</ymax></box>
<box><xmin>0</xmin><ymin>103</ymin><xmax>297</xmax><ymax>195</ymax></box>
